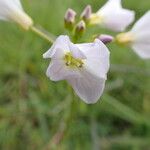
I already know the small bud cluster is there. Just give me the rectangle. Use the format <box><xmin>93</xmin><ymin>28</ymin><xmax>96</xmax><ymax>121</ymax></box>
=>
<box><xmin>64</xmin><ymin>6</ymin><xmax>92</xmax><ymax>41</ymax></box>
<box><xmin>64</xmin><ymin>5</ymin><xmax>115</xmax><ymax>44</ymax></box>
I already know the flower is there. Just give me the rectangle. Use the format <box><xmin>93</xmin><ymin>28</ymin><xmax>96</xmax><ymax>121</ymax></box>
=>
<box><xmin>89</xmin><ymin>0</ymin><xmax>135</xmax><ymax>32</ymax></box>
<box><xmin>116</xmin><ymin>11</ymin><xmax>150</xmax><ymax>59</ymax></box>
<box><xmin>0</xmin><ymin>0</ymin><xmax>33</xmax><ymax>30</ymax></box>
<box><xmin>43</xmin><ymin>35</ymin><xmax>110</xmax><ymax>104</ymax></box>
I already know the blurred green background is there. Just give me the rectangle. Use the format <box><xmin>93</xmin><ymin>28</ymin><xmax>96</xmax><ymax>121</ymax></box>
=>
<box><xmin>0</xmin><ymin>0</ymin><xmax>150</xmax><ymax>150</ymax></box>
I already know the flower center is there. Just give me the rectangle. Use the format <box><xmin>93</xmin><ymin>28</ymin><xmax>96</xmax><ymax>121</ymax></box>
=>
<box><xmin>64</xmin><ymin>52</ymin><xmax>84</xmax><ymax>68</ymax></box>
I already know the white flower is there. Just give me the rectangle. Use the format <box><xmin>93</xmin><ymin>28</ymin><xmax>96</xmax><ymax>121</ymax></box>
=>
<box><xmin>89</xmin><ymin>0</ymin><xmax>135</xmax><ymax>32</ymax></box>
<box><xmin>43</xmin><ymin>35</ymin><xmax>110</xmax><ymax>104</ymax></box>
<box><xmin>0</xmin><ymin>0</ymin><xmax>33</xmax><ymax>30</ymax></box>
<box><xmin>116</xmin><ymin>11</ymin><xmax>150</xmax><ymax>59</ymax></box>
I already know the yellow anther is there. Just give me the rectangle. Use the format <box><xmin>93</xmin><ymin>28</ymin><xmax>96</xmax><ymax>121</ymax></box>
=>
<box><xmin>64</xmin><ymin>52</ymin><xmax>84</xmax><ymax>68</ymax></box>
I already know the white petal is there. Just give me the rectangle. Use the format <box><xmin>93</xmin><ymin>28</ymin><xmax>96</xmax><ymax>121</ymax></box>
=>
<box><xmin>67</xmin><ymin>70</ymin><xmax>106</xmax><ymax>104</ymax></box>
<box><xmin>69</xmin><ymin>42</ymin><xmax>86</xmax><ymax>59</ymax></box>
<box><xmin>133</xmin><ymin>31</ymin><xmax>150</xmax><ymax>44</ymax></box>
<box><xmin>97</xmin><ymin>0</ymin><xmax>135</xmax><ymax>32</ymax></box>
<box><xmin>0</xmin><ymin>0</ymin><xmax>22</xmax><ymax>20</ymax></box>
<box><xmin>0</xmin><ymin>0</ymin><xmax>23</xmax><ymax>9</ymax></box>
<box><xmin>131</xmin><ymin>11</ymin><xmax>150</xmax><ymax>33</ymax></box>
<box><xmin>132</xmin><ymin>43</ymin><xmax>150</xmax><ymax>59</ymax></box>
<box><xmin>129</xmin><ymin>11</ymin><xmax>150</xmax><ymax>59</ymax></box>
<box><xmin>76</xmin><ymin>39</ymin><xmax>110</xmax><ymax>79</ymax></box>
<box><xmin>46</xmin><ymin>59</ymin><xmax>82</xmax><ymax>81</ymax></box>
<box><xmin>0</xmin><ymin>0</ymin><xmax>33</xmax><ymax>30</ymax></box>
<box><xmin>13</xmin><ymin>0</ymin><xmax>22</xmax><ymax>9</ymax></box>
<box><xmin>43</xmin><ymin>35</ymin><xmax>70</xmax><ymax>59</ymax></box>
<box><xmin>98</xmin><ymin>0</ymin><xmax>122</xmax><ymax>13</ymax></box>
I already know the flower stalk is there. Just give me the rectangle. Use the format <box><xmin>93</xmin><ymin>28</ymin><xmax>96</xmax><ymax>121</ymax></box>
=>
<box><xmin>30</xmin><ymin>26</ymin><xmax>55</xmax><ymax>43</ymax></box>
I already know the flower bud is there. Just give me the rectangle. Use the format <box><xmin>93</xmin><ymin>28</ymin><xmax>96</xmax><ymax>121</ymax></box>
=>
<box><xmin>64</xmin><ymin>8</ymin><xmax>76</xmax><ymax>30</ymax></box>
<box><xmin>75</xmin><ymin>20</ymin><xmax>86</xmax><ymax>34</ymax></box>
<box><xmin>97</xmin><ymin>34</ymin><xmax>114</xmax><ymax>44</ymax></box>
<box><xmin>80</xmin><ymin>5</ymin><xmax>92</xmax><ymax>21</ymax></box>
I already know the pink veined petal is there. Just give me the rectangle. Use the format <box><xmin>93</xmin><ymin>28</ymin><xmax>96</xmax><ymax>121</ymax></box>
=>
<box><xmin>76</xmin><ymin>39</ymin><xmax>110</xmax><ymax>79</ymax></box>
<box><xmin>43</xmin><ymin>35</ymin><xmax>70</xmax><ymax>59</ymax></box>
<box><xmin>67</xmin><ymin>69</ymin><xmax>106</xmax><ymax>104</ymax></box>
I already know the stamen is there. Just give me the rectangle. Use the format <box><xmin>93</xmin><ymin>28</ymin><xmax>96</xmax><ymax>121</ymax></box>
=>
<box><xmin>64</xmin><ymin>52</ymin><xmax>84</xmax><ymax>68</ymax></box>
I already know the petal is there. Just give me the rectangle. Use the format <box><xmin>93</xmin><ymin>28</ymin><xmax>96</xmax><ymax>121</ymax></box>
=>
<box><xmin>133</xmin><ymin>31</ymin><xmax>150</xmax><ymax>44</ymax></box>
<box><xmin>98</xmin><ymin>0</ymin><xmax>122</xmax><ymax>13</ymax></box>
<box><xmin>69</xmin><ymin>42</ymin><xmax>86</xmax><ymax>59</ymax></box>
<box><xmin>131</xmin><ymin>11</ymin><xmax>150</xmax><ymax>33</ymax></box>
<box><xmin>13</xmin><ymin>0</ymin><xmax>23</xmax><ymax>9</ymax></box>
<box><xmin>46</xmin><ymin>59</ymin><xmax>82</xmax><ymax>81</ymax></box>
<box><xmin>130</xmin><ymin>11</ymin><xmax>150</xmax><ymax>59</ymax></box>
<box><xmin>97</xmin><ymin>0</ymin><xmax>135</xmax><ymax>32</ymax></box>
<box><xmin>0</xmin><ymin>0</ymin><xmax>33</xmax><ymax>30</ymax></box>
<box><xmin>76</xmin><ymin>39</ymin><xmax>110</xmax><ymax>79</ymax></box>
<box><xmin>67</xmin><ymin>70</ymin><xmax>106</xmax><ymax>104</ymax></box>
<box><xmin>0</xmin><ymin>0</ymin><xmax>23</xmax><ymax>20</ymax></box>
<box><xmin>43</xmin><ymin>35</ymin><xmax>70</xmax><ymax>59</ymax></box>
<box><xmin>132</xmin><ymin>43</ymin><xmax>150</xmax><ymax>59</ymax></box>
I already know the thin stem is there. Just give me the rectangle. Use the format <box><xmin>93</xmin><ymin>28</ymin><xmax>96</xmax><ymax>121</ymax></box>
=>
<box><xmin>30</xmin><ymin>26</ymin><xmax>55</xmax><ymax>43</ymax></box>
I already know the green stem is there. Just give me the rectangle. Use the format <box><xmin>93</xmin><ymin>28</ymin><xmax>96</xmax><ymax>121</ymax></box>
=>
<box><xmin>30</xmin><ymin>26</ymin><xmax>55</xmax><ymax>43</ymax></box>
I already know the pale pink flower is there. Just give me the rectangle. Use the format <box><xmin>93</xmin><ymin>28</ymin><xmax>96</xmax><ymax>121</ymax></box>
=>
<box><xmin>43</xmin><ymin>35</ymin><xmax>110</xmax><ymax>104</ymax></box>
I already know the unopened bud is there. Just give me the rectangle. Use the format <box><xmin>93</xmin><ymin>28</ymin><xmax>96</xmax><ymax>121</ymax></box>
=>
<box><xmin>81</xmin><ymin>5</ymin><xmax>92</xmax><ymax>21</ymax></box>
<box><xmin>75</xmin><ymin>20</ymin><xmax>86</xmax><ymax>34</ymax></box>
<box><xmin>64</xmin><ymin>8</ymin><xmax>76</xmax><ymax>30</ymax></box>
<box><xmin>97</xmin><ymin>34</ymin><xmax>114</xmax><ymax>44</ymax></box>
